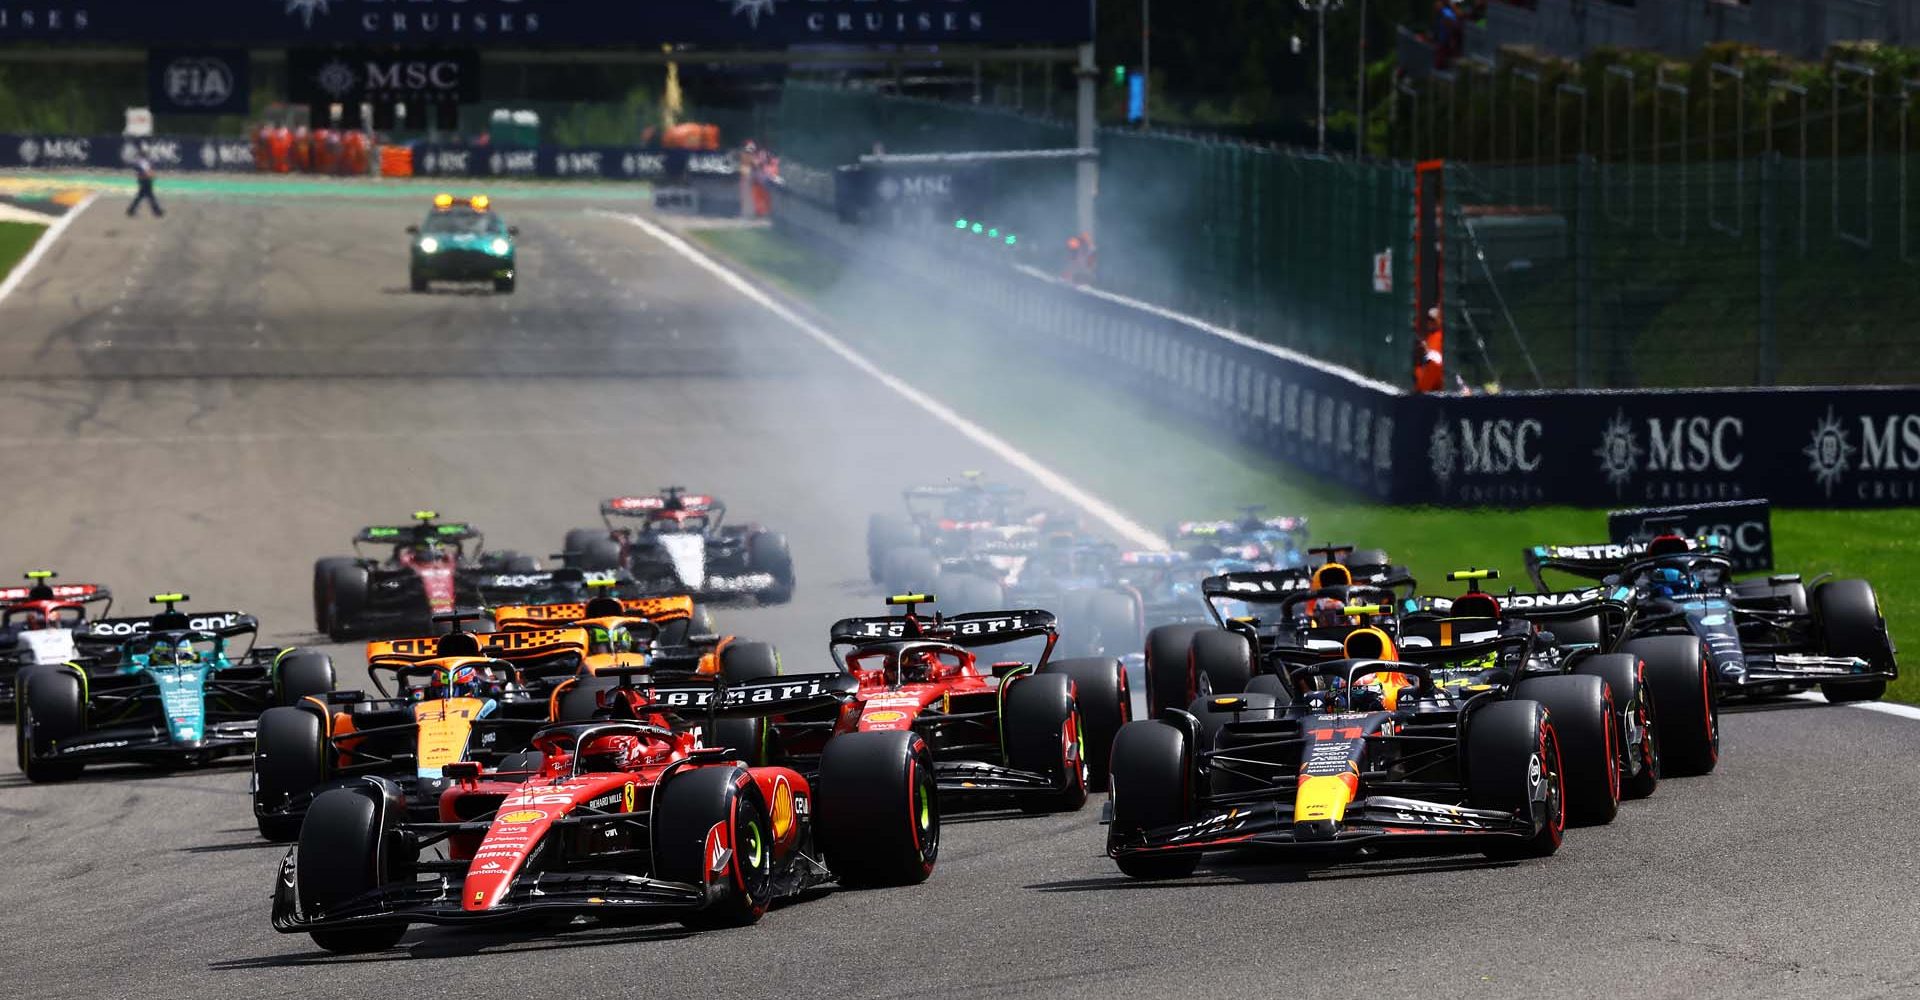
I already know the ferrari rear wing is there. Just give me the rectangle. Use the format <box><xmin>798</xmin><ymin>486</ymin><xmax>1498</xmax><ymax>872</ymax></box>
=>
<box><xmin>830</xmin><ymin>609</ymin><xmax>1057</xmax><ymax>648</ymax></box>
<box><xmin>600</xmin><ymin>669</ymin><xmax>858</xmax><ymax>718</ymax></box>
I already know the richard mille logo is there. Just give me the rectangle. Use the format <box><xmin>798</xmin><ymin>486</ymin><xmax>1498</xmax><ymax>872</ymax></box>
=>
<box><xmin>1594</xmin><ymin>409</ymin><xmax>1643</xmax><ymax>494</ymax></box>
<box><xmin>725</xmin><ymin>0</ymin><xmax>782</xmax><ymax>27</ymax></box>
<box><xmin>1805</xmin><ymin>406</ymin><xmax>1855</xmax><ymax>497</ymax></box>
<box><xmin>286</xmin><ymin>0</ymin><xmax>333</xmax><ymax>28</ymax></box>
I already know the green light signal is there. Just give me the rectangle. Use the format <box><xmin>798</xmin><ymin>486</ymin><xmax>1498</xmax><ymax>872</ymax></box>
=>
<box><xmin>1005</xmin><ymin>235</ymin><xmax>1017</xmax><ymax>246</ymax></box>
<box><xmin>971</xmin><ymin>223</ymin><xmax>984</xmax><ymax>234</ymax></box>
<box><xmin>954</xmin><ymin>218</ymin><xmax>968</xmax><ymax>229</ymax></box>
<box><xmin>1113</xmin><ymin>65</ymin><xmax>1127</xmax><ymax>86</ymax></box>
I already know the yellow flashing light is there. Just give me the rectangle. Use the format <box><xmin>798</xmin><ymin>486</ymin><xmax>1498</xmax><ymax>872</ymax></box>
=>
<box><xmin>25</xmin><ymin>570</ymin><xmax>53</xmax><ymax>579</ymax></box>
<box><xmin>433</xmin><ymin>193</ymin><xmax>455</xmax><ymax>209</ymax></box>
<box><xmin>150</xmin><ymin>593</ymin><xmax>186</xmax><ymax>603</ymax></box>
<box><xmin>469</xmin><ymin>194</ymin><xmax>490</xmax><ymax>210</ymax></box>
<box><xmin>413</xmin><ymin>510</ymin><xmax>438</xmax><ymax>521</ymax></box>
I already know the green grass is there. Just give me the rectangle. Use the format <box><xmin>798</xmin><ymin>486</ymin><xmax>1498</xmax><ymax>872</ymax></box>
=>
<box><xmin>0</xmin><ymin>220</ymin><xmax>45</xmax><ymax>284</ymax></box>
<box><xmin>693</xmin><ymin>224</ymin><xmax>1920</xmax><ymax>704</ymax></box>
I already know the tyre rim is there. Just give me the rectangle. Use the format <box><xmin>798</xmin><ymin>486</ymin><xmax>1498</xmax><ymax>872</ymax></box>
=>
<box><xmin>1544</xmin><ymin>726</ymin><xmax>1565</xmax><ymax>838</ymax></box>
<box><xmin>740</xmin><ymin>818</ymin><xmax>766</xmax><ymax>871</ymax></box>
<box><xmin>1633</xmin><ymin>669</ymin><xmax>1658</xmax><ymax>779</ymax></box>
<box><xmin>1602</xmin><ymin>689</ymin><xmax>1620</xmax><ymax>804</ymax></box>
<box><xmin>910</xmin><ymin>759</ymin><xmax>939</xmax><ymax>865</ymax></box>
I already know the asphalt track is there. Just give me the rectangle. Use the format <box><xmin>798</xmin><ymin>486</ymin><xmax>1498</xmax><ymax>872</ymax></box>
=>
<box><xmin>3</xmin><ymin>189</ymin><xmax>1919</xmax><ymax>1000</ymax></box>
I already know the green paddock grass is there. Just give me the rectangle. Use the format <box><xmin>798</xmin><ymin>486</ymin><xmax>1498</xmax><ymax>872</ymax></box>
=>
<box><xmin>0</xmin><ymin>220</ymin><xmax>46</xmax><ymax>284</ymax></box>
<box><xmin>692</xmin><ymin>224</ymin><xmax>1920</xmax><ymax>704</ymax></box>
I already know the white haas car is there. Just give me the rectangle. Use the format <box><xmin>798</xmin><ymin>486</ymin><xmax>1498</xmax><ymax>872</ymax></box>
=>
<box><xmin>559</xmin><ymin>487</ymin><xmax>794</xmax><ymax>605</ymax></box>
<box><xmin>0</xmin><ymin>571</ymin><xmax>113</xmax><ymax>708</ymax></box>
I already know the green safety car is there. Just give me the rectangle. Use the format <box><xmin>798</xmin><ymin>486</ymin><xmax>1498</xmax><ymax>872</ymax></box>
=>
<box><xmin>407</xmin><ymin>193</ymin><xmax>517</xmax><ymax>294</ymax></box>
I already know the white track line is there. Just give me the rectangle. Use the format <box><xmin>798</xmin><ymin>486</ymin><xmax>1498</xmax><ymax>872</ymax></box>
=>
<box><xmin>595</xmin><ymin>210</ymin><xmax>1167</xmax><ymax>551</ymax></box>
<box><xmin>0</xmin><ymin>192</ymin><xmax>97</xmax><ymax>309</ymax></box>
<box><xmin>1789</xmin><ymin>689</ymin><xmax>1920</xmax><ymax>721</ymax></box>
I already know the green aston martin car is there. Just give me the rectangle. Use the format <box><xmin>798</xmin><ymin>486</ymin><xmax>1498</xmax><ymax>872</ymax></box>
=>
<box><xmin>407</xmin><ymin>194</ymin><xmax>517</xmax><ymax>294</ymax></box>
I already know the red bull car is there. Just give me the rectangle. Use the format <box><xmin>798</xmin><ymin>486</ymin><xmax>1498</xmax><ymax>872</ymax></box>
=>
<box><xmin>311</xmin><ymin>511</ymin><xmax>540</xmax><ymax>640</ymax></box>
<box><xmin>0</xmin><ymin>570</ymin><xmax>113</xmax><ymax>708</ymax></box>
<box><xmin>271</xmin><ymin>671</ymin><xmax>936</xmax><ymax>954</ymax></box>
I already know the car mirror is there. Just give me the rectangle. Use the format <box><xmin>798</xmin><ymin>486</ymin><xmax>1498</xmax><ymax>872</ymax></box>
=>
<box><xmin>507</xmin><ymin>226</ymin><xmax>520</xmax><ymax>236</ymax></box>
<box><xmin>406</xmin><ymin>224</ymin><xmax>420</xmax><ymax>234</ymax></box>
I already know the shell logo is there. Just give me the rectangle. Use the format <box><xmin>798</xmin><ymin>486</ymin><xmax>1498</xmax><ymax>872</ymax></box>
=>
<box><xmin>770</xmin><ymin>776</ymin><xmax>796</xmax><ymax>839</ymax></box>
<box><xmin>864</xmin><ymin>709</ymin><xmax>907</xmax><ymax>725</ymax></box>
<box><xmin>497</xmin><ymin>809</ymin><xmax>545</xmax><ymax>824</ymax></box>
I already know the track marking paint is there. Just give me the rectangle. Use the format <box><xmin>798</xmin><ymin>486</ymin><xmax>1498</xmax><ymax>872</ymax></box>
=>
<box><xmin>594</xmin><ymin>210</ymin><xmax>1166</xmax><ymax>552</ymax></box>
<box><xmin>1789</xmin><ymin>690</ymin><xmax>1920</xmax><ymax>721</ymax></box>
<box><xmin>0</xmin><ymin>191</ymin><xmax>97</xmax><ymax>309</ymax></box>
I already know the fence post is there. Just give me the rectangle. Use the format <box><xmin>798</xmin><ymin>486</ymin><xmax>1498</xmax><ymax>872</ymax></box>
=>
<box><xmin>1758</xmin><ymin>152</ymin><xmax>1778</xmax><ymax>386</ymax></box>
<box><xmin>1575</xmin><ymin>153</ymin><xmax>1594</xmax><ymax>388</ymax></box>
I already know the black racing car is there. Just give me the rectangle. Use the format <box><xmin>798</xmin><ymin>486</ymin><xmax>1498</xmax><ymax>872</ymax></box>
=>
<box><xmin>559</xmin><ymin>488</ymin><xmax>794</xmax><ymax>605</ymax></box>
<box><xmin>312</xmin><ymin>511</ymin><xmax>541</xmax><ymax>640</ymax></box>
<box><xmin>15</xmin><ymin>594</ymin><xmax>334</xmax><ymax>782</ymax></box>
<box><xmin>1525</xmin><ymin>530</ymin><xmax>1896</xmax><ymax>704</ymax></box>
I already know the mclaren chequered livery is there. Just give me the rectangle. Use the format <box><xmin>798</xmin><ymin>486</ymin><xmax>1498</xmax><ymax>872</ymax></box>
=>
<box><xmin>272</xmin><ymin>670</ymin><xmax>936</xmax><ymax>953</ymax></box>
<box><xmin>561</xmin><ymin>488</ymin><xmax>794</xmax><ymax>605</ymax></box>
<box><xmin>16</xmin><ymin>595</ymin><xmax>334</xmax><ymax>782</ymax></box>
<box><xmin>251</xmin><ymin>619</ymin><xmax>581</xmax><ymax>840</ymax></box>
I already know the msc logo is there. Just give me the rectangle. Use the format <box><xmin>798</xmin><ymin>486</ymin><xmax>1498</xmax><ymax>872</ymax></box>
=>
<box><xmin>285</xmin><ymin>0</ymin><xmax>334</xmax><ymax>29</ymax></box>
<box><xmin>1428</xmin><ymin>418</ymin><xmax>1542</xmax><ymax>488</ymax></box>
<box><xmin>163</xmin><ymin>58</ymin><xmax>237</xmax><ymax>109</ymax></box>
<box><xmin>1804</xmin><ymin>406</ymin><xmax>1920</xmax><ymax>498</ymax></box>
<box><xmin>1594</xmin><ymin>410</ymin><xmax>1743</xmax><ymax>494</ymax></box>
<box><xmin>724</xmin><ymin>0</ymin><xmax>783</xmax><ymax>29</ymax></box>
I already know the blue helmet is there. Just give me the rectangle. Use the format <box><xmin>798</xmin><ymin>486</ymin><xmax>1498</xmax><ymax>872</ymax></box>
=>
<box><xmin>1650</xmin><ymin>566</ymin><xmax>1693</xmax><ymax>599</ymax></box>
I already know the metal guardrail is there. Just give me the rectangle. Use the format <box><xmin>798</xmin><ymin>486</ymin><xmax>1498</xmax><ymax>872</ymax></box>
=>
<box><xmin>770</xmin><ymin>177</ymin><xmax>1920</xmax><ymax>509</ymax></box>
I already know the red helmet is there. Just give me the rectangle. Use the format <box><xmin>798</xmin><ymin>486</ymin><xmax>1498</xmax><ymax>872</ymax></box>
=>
<box><xmin>579</xmin><ymin>732</ymin><xmax>643</xmax><ymax>773</ymax></box>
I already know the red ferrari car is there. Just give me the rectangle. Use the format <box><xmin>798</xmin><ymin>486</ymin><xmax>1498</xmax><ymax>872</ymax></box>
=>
<box><xmin>272</xmin><ymin>670</ymin><xmax>935</xmax><ymax>953</ymax></box>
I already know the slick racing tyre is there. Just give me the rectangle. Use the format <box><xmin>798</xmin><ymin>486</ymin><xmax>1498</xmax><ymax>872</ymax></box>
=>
<box><xmin>274</xmin><ymin>651</ymin><xmax>335</xmax><ymax>706</ymax></box>
<box><xmin>561</xmin><ymin>527</ymin><xmax>615</xmax><ymax>569</ymax></box>
<box><xmin>1467</xmin><ymin>699</ymin><xmax>1565</xmax><ymax>859</ymax></box>
<box><xmin>1574</xmin><ymin>653</ymin><xmax>1659</xmax><ymax>800</ymax></box>
<box><xmin>709</xmin><ymin>642</ymin><xmax>781</xmax><ymax>765</ymax></box>
<box><xmin>1186</xmin><ymin>691</ymin><xmax>1281</xmax><ymax>754</ymax></box>
<box><xmin>817</xmin><ymin>731</ymin><xmax>938</xmax><ymax>887</ymax></box>
<box><xmin>881</xmin><ymin>547</ymin><xmax>940</xmax><ymax>598</ymax></box>
<box><xmin>1040</xmin><ymin>657</ymin><xmax>1130</xmax><ymax>790</ymax></box>
<box><xmin>1085</xmin><ymin>590</ymin><xmax>1142</xmax><ymax>657</ymax></box>
<box><xmin>1188</xmin><ymin>628</ymin><xmax>1254</xmax><ymax>698</ymax></box>
<box><xmin>1005</xmin><ymin>672</ymin><xmax>1088</xmax><ymax>813</ymax></box>
<box><xmin>1107</xmin><ymin>721</ymin><xmax>1199</xmax><ymax>879</ymax></box>
<box><xmin>253</xmin><ymin>706</ymin><xmax>329</xmax><ymax>841</ymax></box>
<box><xmin>938</xmin><ymin>572</ymin><xmax>1003</xmax><ymax>615</ymax></box>
<box><xmin>16</xmin><ymin>665</ymin><xmax>84</xmax><ymax>783</ymax></box>
<box><xmin>1144</xmin><ymin>623</ymin><xmax>1206</xmax><ymax>716</ymax></box>
<box><xmin>1511</xmin><ymin>675</ymin><xmax>1618</xmax><ymax>826</ymax></box>
<box><xmin>747</xmin><ymin>531</ymin><xmax>795</xmax><ymax>604</ymax></box>
<box><xmin>298</xmin><ymin>785</ymin><xmax>413</xmax><ymax>953</ymax></box>
<box><xmin>655</xmin><ymin>765</ymin><xmax>774</xmax><ymax>929</ymax></box>
<box><xmin>409</xmin><ymin>270</ymin><xmax>428</xmax><ymax>293</ymax></box>
<box><xmin>555</xmin><ymin>675</ymin><xmax>621</xmax><ymax>723</ymax></box>
<box><xmin>322</xmin><ymin>562</ymin><xmax>370</xmax><ymax>642</ymax></box>
<box><xmin>1623</xmin><ymin>635</ymin><xmax>1718</xmax><ymax>777</ymax></box>
<box><xmin>866</xmin><ymin>513</ymin><xmax>918</xmax><ymax>584</ymax></box>
<box><xmin>1816</xmin><ymin>579</ymin><xmax>1894</xmax><ymax>704</ymax></box>
<box><xmin>311</xmin><ymin>557</ymin><xmax>359</xmax><ymax>634</ymax></box>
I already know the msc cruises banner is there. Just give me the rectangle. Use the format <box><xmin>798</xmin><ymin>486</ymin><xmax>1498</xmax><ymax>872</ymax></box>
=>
<box><xmin>0</xmin><ymin>1</ymin><xmax>1093</xmax><ymax>45</ymax></box>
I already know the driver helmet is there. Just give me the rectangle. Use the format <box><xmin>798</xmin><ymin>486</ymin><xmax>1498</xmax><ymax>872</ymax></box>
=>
<box><xmin>420</xmin><ymin>663</ymin><xmax>492</xmax><ymax>701</ymax></box>
<box><xmin>1650</xmin><ymin>566</ymin><xmax>1693</xmax><ymax>599</ymax></box>
<box><xmin>896</xmin><ymin>647</ymin><xmax>942</xmax><ymax>684</ymax></box>
<box><xmin>1303</xmin><ymin>596</ymin><xmax>1348</xmax><ymax>627</ymax></box>
<box><xmin>579</xmin><ymin>732</ymin><xmax>643</xmax><ymax>772</ymax></box>
<box><xmin>151</xmin><ymin>638</ymin><xmax>198</xmax><ymax>666</ymax></box>
<box><xmin>587</xmin><ymin>624</ymin><xmax>632</xmax><ymax>656</ymax></box>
